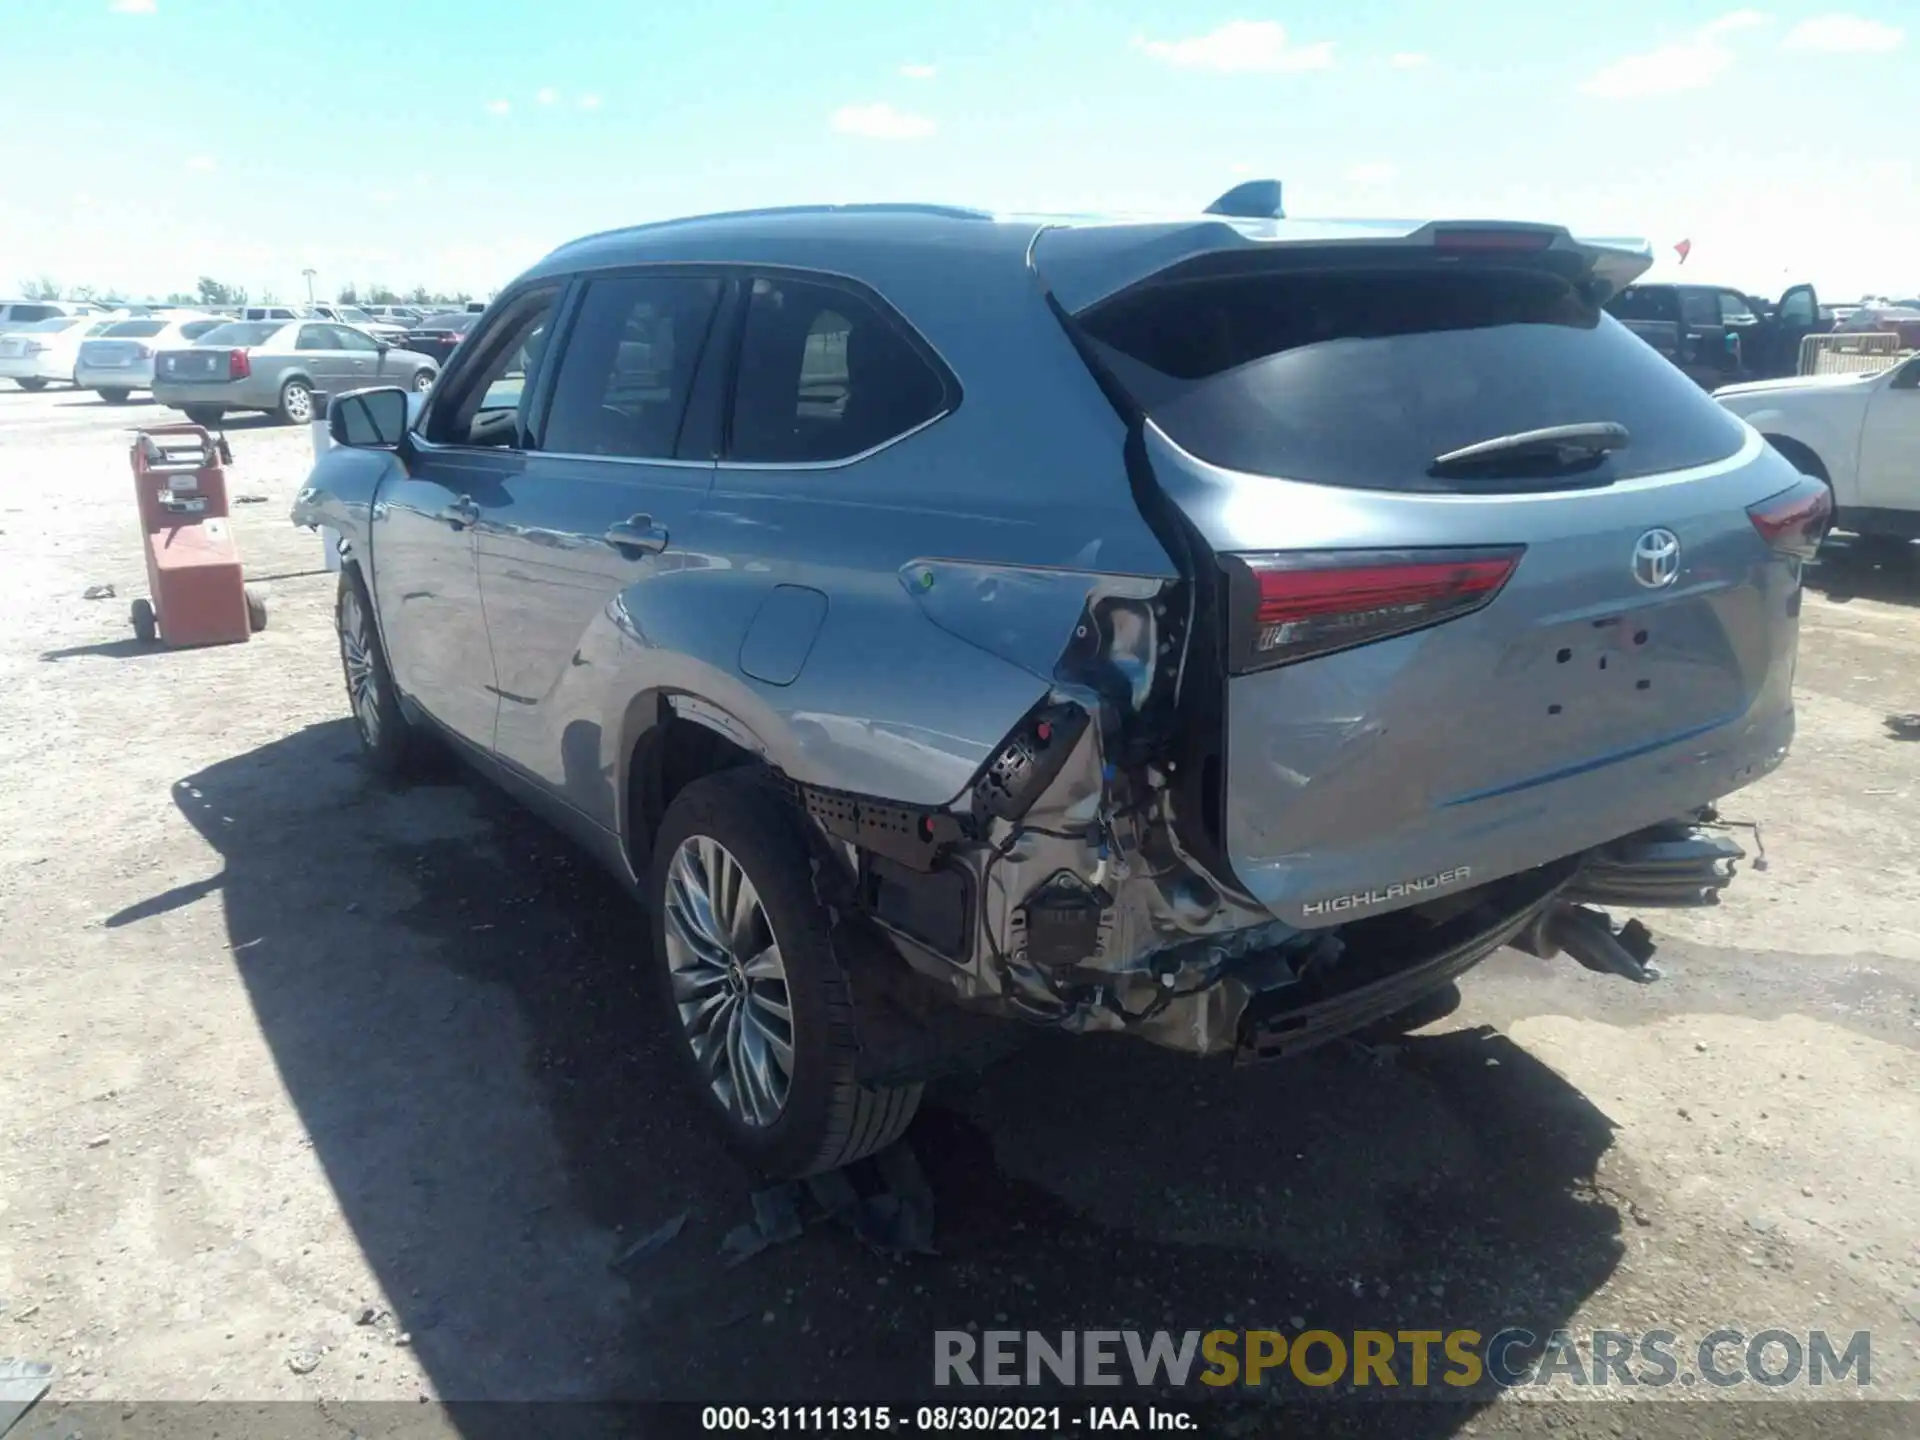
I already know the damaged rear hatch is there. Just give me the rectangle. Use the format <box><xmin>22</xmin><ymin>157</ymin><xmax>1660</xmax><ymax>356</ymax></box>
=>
<box><xmin>1038</xmin><ymin>217</ymin><xmax>1820</xmax><ymax>927</ymax></box>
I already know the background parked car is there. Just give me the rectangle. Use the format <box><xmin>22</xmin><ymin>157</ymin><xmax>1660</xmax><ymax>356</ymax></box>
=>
<box><xmin>364</xmin><ymin>304</ymin><xmax>424</xmax><ymax>325</ymax></box>
<box><xmin>1606</xmin><ymin>280</ymin><xmax>1822</xmax><ymax>386</ymax></box>
<box><xmin>241</xmin><ymin>305</ymin><xmax>304</xmax><ymax>322</ymax></box>
<box><xmin>0</xmin><ymin>315</ymin><xmax>117</xmax><ymax>390</ymax></box>
<box><xmin>1832</xmin><ymin>305</ymin><xmax>1920</xmax><ymax>349</ymax></box>
<box><xmin>151</xmin><ymin>318</ymin><xmax>438</xmax><ymax>425</ymax></box>
<box><xmin>0</xmin><ymin>300</ymin><xmax>101</xmax><ymax>328</ymax></box>
<box><xmin>74</xmin><ymin>315</ymin><xmax>226</xmax><ymax>402</ymax></box>
<box><xmin>399</xmin><ymin>310</ymin><xmax>480</xmax><ymax>365</ymax></box>
<box><xmin>1717</xmin><ymin>350</ymin><xmax>1920</xmax><ymax>547</ymax></box>
<box><xmin>307</xmin><ymin>303</ymin><xmax>409</xmax><ymax>343</ymax></box>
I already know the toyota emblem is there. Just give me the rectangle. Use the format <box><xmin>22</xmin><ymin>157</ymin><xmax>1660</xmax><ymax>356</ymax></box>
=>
<box><xmin>1631</xmin><ymin>528</ymin><xmax>1682</xmax><ymax>589</ymax></box>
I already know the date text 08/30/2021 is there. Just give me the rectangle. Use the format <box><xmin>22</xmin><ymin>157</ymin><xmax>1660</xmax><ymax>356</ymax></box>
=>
<box><xmin>701</xmin><ymin>1405</ymin><xmax>1195</xmax><ymax>1432</ymax></box>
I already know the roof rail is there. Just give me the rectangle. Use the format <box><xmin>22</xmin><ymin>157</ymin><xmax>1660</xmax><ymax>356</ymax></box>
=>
<box><xmin>1204</xmin><ymin>179</ymin><xmax>1285</xmax><ymax>220</ymax></box>
<box><xmin>549</xmin><ymin>201</ymin><xmax>994</xmax><ymax>257</ymax></box>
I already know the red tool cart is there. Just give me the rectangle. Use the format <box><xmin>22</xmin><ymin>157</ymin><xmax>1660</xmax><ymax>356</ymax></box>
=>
<box><xmin>126</xmin><ymin>424</ymin><xmax>266</xmax><ymax>646</ymax></box>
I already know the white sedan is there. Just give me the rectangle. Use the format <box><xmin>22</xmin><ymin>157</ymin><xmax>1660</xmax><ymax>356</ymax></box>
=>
<box><xmin>0</xmin><ymin>316</ymin><xmax>117</xmax><ymax>390</ymax></box>
<box><xmin>1716</xmin><ymin>352</ymin><xmax>1920</xmax><ymax>545</ymax></box>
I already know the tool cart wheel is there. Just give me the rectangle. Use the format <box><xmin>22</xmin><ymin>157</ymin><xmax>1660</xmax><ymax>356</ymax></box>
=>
<box><xmin>130</xmin><ymin>598</ymin><xmax>157</xmax><ymax>644</ymax></box>
<box><xmin>245</xmin><ymin>586</ymin><xmax>267</xmax><ymax>633</ymax></box>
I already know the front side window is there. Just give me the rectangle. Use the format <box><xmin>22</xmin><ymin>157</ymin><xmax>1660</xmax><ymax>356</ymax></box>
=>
<box><xmin>541</xmin><ymin>274</ymin><xmax>721</xmax><ymax>460</ymax></box>
<box><xmin>1718</xmin><ymin>292</ymin><xmax>1756</xmax><ymax>324</ymax></box>
<box><xmin>330</xmin><ymin>325</ymin><xmax>380</xmax><ymax>352</ymax></box>
<box><xmin>425</xmin><ymin>287</ymin><xmax>560</xmax><ymax>448</ymax></box>
<box><xmin>727</xmin><ymin>275</ymin><xmax>948</xmax><ymax>464</ymax></box>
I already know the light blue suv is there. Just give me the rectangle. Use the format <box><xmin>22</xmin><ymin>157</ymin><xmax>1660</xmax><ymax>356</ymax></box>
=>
<box><xmin>294</xmin><ymin>182</ymin><xmax>1826</xmax><ymax>1176</ymax></box>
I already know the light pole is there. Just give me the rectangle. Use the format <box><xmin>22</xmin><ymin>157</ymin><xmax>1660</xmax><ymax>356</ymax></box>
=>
<box><xmin>302</xmin><ymin>268</ymin><xmax>317</xmax><ymax>306</ymax></box>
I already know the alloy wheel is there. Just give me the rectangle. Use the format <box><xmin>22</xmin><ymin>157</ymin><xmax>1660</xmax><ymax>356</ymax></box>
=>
<box><xmin>283</xmin><ymin>383</ymin><xmax>313</xmax><ymax>424</ymax></box>
<box><xmin>662</xmin><ymin>835</ymin><xmax>795</xmax><ymax>1128</ymax></box>
<box><xmin>339</xmin><ymin>585</ymin><xmax>381</xmax><ymax>747</ymax></box>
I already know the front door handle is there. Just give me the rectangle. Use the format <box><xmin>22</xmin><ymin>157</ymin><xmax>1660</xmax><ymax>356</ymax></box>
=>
<box><xmin>603</xmin><ymin>514</ymin><xmax>669</xmax><ymax>557</ymax></box>
<box><xmin>437</xmin><ymin>495</ymin><xmax>479</xmax><ymax>530</ymax></box>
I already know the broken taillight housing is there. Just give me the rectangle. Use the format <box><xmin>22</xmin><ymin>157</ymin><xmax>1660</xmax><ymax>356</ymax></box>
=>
<box><xmin>1747</xmin><ymin>477</ymin><xmax>1832</xmax><ymax>561</ymax></box>
<box><xmin>1223</xmin><ymin>548</ymin><xmax>1523</xmax><ymax>673</ymax></box>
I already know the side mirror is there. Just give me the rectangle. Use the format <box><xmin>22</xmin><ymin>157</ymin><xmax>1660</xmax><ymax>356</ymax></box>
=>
<box><xmin>375</xmin><ymin>340</ymin><xmax>391</xmax><ymax>354</ymax></box>
<box><xmin>330</xmin><ymin>386</ymin><xmax>410</xmax><ymax>448</ymax></box>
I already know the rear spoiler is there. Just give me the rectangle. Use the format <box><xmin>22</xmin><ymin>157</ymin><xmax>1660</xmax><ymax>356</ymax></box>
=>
<box><xmin>1032</xmin><ymin>212</ymin><xmax>1655</xmax><ymax>314</ymax></box>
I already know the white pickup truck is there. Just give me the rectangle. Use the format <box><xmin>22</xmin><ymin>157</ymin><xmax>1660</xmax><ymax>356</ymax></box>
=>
<box><xmin>1715</xmin><ymin>353</ymin><xmax>1920</xmax><ymax>546</ymax></box>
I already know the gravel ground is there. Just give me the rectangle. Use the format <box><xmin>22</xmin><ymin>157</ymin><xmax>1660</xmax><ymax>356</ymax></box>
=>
<box><xmin>1</xmin><ymin>384</ymin><xmax>1917</xmax><ymax>1437</ymax></box>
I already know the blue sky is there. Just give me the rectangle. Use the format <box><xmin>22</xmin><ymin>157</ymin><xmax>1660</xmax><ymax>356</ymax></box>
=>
<box><xmin>1</xmin><ymin>1</ymin><xmax>1913</xmax><ymax>302</ymax></box>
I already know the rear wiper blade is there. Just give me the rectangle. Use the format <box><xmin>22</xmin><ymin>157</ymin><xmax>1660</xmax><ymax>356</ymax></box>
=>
<box><xmin>1429</xmin><ymin>422</ymin><xmax>1630</xmax><ymax>477</ymax></box>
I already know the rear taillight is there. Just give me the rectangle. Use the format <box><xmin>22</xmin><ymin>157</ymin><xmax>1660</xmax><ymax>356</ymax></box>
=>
<box><xmin>1225</xmin><ymin>548</ymin><xmax>1523</xmax><ymax>673</ymax></box>
<box><xmin>1747</xmin><ymin>478</ymin><xmax>1832</xmax><ymax>561</ymax></box>
<box><xmin>227</xmin><ymin>348</ymin><xmax>250</xmax><ymax>379</ymax></box>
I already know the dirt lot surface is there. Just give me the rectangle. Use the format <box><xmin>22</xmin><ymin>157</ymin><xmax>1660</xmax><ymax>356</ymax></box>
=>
<box><xmin>2</xmin><ymin>385</ymin><xmax>1918</xmax><ymax>1437</ymax></box>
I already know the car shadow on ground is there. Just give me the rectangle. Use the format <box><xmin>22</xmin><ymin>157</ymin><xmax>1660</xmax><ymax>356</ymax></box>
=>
<box><xmin>1806</xmin><ymin>535</ymin><xmax>1920</xmax><ymax>607</ymax></box>
<box><xmin>158</xmin><ymin>719</ymin><xmax>1629</xmax><ymax>1430</ymax></box>
<box><xmin>55</xmin><ymin>394</ymin><xmax>162</xmax><ymax>408</ymax></box>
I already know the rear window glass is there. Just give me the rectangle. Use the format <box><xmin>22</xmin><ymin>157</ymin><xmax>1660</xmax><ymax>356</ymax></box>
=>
<box><xmin>415</xmin><ymin>312</ymin><xmax>476</xmax><ymax>332</ymax></box>
<box><xmin>104</xmin><ymin>320</ymin><xmax>167</xmax><ymax>337</ymax></box>
<box><xmin>179</xmin><ymin>319</ymin><xmax>222</xmax><ymax>340</ymax></box>
<box><xmin>1080</xmin><ymin>266</ymin><xmax>1748</xmax><ymax>489</ymax></box>
<box><xmin>195</xmin><ymin>322</ymin><xmax>282</xmax><ymax>347</ymax></box>
<box><xmin>1606</xmin><ymin>286</ymin><xmax>1674</xmax><ymax>322</ymax></box>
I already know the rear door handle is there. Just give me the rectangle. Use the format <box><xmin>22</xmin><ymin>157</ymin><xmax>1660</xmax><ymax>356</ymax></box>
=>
<box><xmin>437</xmin><ymin>495</ymin><xmax>479</xmax><ymax>530</ymax></box>
<box><xmin>603</xmin><ymin>514</ymin><xmax>668</xmax><ymax>557</ymax></box>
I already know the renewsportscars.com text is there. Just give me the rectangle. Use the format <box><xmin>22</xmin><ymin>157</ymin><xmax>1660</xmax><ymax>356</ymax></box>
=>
<box><xmin>934</xmin><ymin>1327</ymin><xmax>1872</xmax><ymax>1392</ymax></box>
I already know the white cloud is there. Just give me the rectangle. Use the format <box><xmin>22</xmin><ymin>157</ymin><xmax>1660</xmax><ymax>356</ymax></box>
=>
<box><xmin>1780</xmin><ymin>14</ymin><xmax>1904</xmax><ymax>53</ymax></box>
<box><xmin>536</xmin><ymin>87</ymin><xmax>559</xmax><ymax>105</ymax></box>
<box><xmin>108</xmin><ymin>0</ymin><xmax>156</xmax><ymax>13</ymax></box>
<box><xmin>829</xmin><ymin>102</ymin><xmax>936</xmax><ymax>140</ymax></box>
<box><xmin>1348</xmin><ymin>162</ymin><xmax>1399</xmax><ymax>185</ymax></box>
<box><xmin>185</xmin><ymin>156</ymin><xmax>215</xmax><ymax>172</ymax></box>
<box><xmin>1133</xmin><ymin>21</ymin><xmax>1334</xmax><ymax>73</ymax></box>
<box><xmin>485</xmin><ymin>99</ymin><xmax>511</xmax><ymax>116</ymax></box>
<box><xmin>577</xmin><ymin>94</ymin><xmax>602</xmax><ymax>110</ymax></box>
<box><xmin>899</xmin><ymin>63</ymin><xmax>937</xmax><ymax>80</ymax></box>
<box><xmin>1577</xmin><ymin>10</ymin><xmax>1767</xmax><ymax>98</ymax></box>
<box><xmin>1389</xmin><ymin>51</ymin><xmax>1430</xmax><ymax>68</ymax></box>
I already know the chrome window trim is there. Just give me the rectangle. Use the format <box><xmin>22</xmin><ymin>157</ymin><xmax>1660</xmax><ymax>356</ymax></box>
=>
<box><xmin>713</xmin><ymin>407</ymin><xmax>952</xmax><ymax>472</ymax></box>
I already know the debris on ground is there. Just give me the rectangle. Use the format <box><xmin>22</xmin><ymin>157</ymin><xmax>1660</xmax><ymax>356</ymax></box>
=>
<box><xmin>1887</xmin><ymin>713</ymin><xmax>1920</xmax><ymax>740</ymax></box>
<box><xmin>286</xmin><ymin>1348</ymin><xmax>321</xmax><ymax>1375</ymax></box>
<box><xmin>0</xmin><ymin>1358</ymin><xmax>53</xmax><ymax>1438</ymax></box>
<box><xmin>234</xmin><ymin>494</ymin><xmax>270</xmax><ymax>504</ymax></box>
<box><xmin>722</xmin><ymin>1141</ymin><xmax>936</xmax><ymax>1265</ymax></box>
<box><xmin>608</xmin><ymin>1209</ymin><xmax>688</xmax><ymax>1275</ymax></box>
<box><xmin>81</xmin><ymin>584</ymin><xmax>115</xmax><ymax>600</ymax></box>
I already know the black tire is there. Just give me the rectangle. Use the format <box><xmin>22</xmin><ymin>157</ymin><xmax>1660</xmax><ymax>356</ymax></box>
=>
<box><xmin>99</xmin><ymin>388</ymin><xmax>132</xmax><ymax>404</ymax></box>
<box><xmin>16</xmin><ymin>377</ymin><xmax>48</xmax><ymax>392</ymax></box>
<box><xmin>245</xmin><ymin>585</ymin><xmax>267</xmax><ymax>633</ymax></box>
<box><xmin>411</xmin><ymin>368</ymin><xmax>436</xmax><ymax>393</ymax></box>
<box><xmin>183</xmin><ymin>405</ymin><xmax>223</xmax><ymax>427</ymax></box>
<box><xmin>336</xmin><ymin>567</ymin><xmax>418</xmax><ymax>778</ymax></box>
<box><xmin>650</xmin><ymin>768</ymin><xmax>922</xmax><ymax>1177</ymax></box>
<box><xmin>276</xmin><ymin>378</ymin><xmax>314</xmax><ymax>425</ymax></box>
<box><xmin>130</xmin><ymin>597</ymin><xmax>157</xmax><ymax>644</ymax></box>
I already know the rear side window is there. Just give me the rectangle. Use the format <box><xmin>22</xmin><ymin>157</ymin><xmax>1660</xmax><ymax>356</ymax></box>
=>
<box><xmin>727</xmin><ymin>275</ymin><xmax>949</xmax><ymax>464</ymax></box>
<box><xmin>1079</xmin><ymin>265</ymin><xmax>1749</xmax><ymax>490</ymax></box>
<box><xmin>1606</xmin><ymin>287</ymin><xmax>1673</xmax><ymax>323</ymax></box>
<box><xmin>296</xmin><ymin>325</ymin><xmax>338</xmax><ymax>350</ymax></box>
<box><xmin>1679</xmin><ymin>290</ymin><xmax>1719</xmax><ymax>327</ymax></box>
<box><xmin>541</xmin><ymin>274</ymin><xmax>722</xmax><ymax>460</ymax></box>
<box><xmin>196</xmin><ymin>322</ymin><xmax>282</xmax><ymax>347</ymax></box>
<box><xmin>6</xmin><ymin>304</ymin><xmax>58</xmax><ymax>324</ymax></box>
